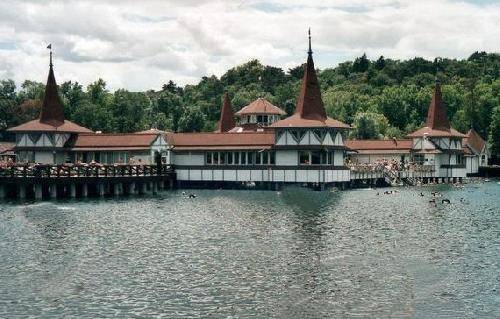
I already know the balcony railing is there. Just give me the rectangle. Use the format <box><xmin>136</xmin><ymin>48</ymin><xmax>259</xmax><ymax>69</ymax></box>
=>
<box><xmin>0</xmin><ymin>164</ymin><xmax>173</xmax><ymax>179</ymax></box>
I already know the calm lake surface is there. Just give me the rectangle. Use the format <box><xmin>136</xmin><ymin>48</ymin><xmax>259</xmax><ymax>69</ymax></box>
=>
<box><xmin>0</xmin><ymin>181</ymin><xmax>499</xmax><ymax>318</ymax></box>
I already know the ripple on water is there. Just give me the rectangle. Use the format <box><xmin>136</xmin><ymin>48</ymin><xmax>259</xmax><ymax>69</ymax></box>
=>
<box><xmin>0</xmin><ymin>182</ymin><xmax>499</xmax><ymax>318</ymax></box>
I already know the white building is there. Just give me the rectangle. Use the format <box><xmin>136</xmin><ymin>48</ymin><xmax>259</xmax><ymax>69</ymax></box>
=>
<box><xmin>165</xmin><ymin>33</ymin><xmax>351</xmax><ymax>187</ymax></box>
<box><xmin>407</xmin><ymin>80</ymin><xmax>467</xmax><ymax>180</ymax></box>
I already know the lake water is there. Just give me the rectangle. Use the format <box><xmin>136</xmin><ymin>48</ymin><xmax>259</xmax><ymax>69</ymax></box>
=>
<box><xmin>0</xmin><ymin>181</ymin><xmax>499</xmax><ymax>318</ymax></box>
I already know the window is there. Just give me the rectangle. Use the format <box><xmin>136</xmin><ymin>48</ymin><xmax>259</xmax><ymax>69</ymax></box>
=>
<box><xmin>206</xmin><ymin>153</ymin><xmax>212</xmax><ymax>164</ymax></box>
<box><xmin>220</xmin><ymin>152</ymin><xmax>225</xmax><ymax>164</ymax></box>
<box><xmin>241</xmin><ymin>152</ymin><xmax>246</xmax><ymax>164</ymax></box>
<box><xmin>248</xmin><ymin>152</ymin><xmax>255</xmax><ymax>165</ymax></box>
<box><xmin>311</xmin><ymin>151</ymin><xmax>321</xmax><ymax>164</ymax></box>
<box><xmin>257</xmin><ymin>115</ymin><xmax>263</xmax><ymax>123</ymax></box>
<box><xmin>255</xmin><ymin>152</ymin><xmax>262</xmax><ymax>165</ymax></box>
<box><xmin>457</xmin><ymin>155</ymin><xmax>464</xmax><ymax>165</ymax></box>
<box><xmin>234</xmin><ymin>152</ymin><xmax>239</xmax><ymax>164</ymax></box>
<box><xmin>270</xmin><ymin>151</ymin><xmax>275</xmax><ymax>165</ymax></box>
<box><xmin>299</xmin><ymin>151</ymin><xmax>310</xmax><ymax>165</ymax></box>
<box><xmin>263</xmin><ymin>115</ymin><xmax>268</xmax><ymax>123</ymax></box>
<box><xmin>328</xmin><ymin>151</ymin><xmax>333</xmax><ymax>165</ymax></box>
<box><xmin>413</xmin><ymin>154</ymin><xmax>425</xmax><ymax>164</ymax></box>
<box><xmin>226</xmin><ymin>152</ymin><xmax>233</xmax><ymax>164</ymax></box>
<box><xmin>262</xmin><ymin>151</ymin><xmax>268</xmax><ymax>164</ymax></box>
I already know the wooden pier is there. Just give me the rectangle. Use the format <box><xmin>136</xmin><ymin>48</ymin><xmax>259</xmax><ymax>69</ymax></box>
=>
<box><xmin>0</xmin><ymin>164</ymin><xmax>176</xmax><ymax>200</ymax></box>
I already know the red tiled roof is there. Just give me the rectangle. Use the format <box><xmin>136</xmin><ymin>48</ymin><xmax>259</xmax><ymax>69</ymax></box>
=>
<box><xmin>235</xmin><ymin>98</ymin><xmax>286</xmax><ymax>116</ymax></box>
<box><xmin>271</xmin><ymin>114</ymin><xmax>350</xmax><ymax>128</ymax></box>
<box><xmin>166</xmin><ymin>132</ymin><xmax>274</xmax><ymax>150</ymax></box>
<box><xmin>215</xmin><ymin>92</ymin><xmax>236</xmax><ymax>133</ymax></box>
<box><xmin>271</xmin><ymin>32</ymin><xmax>349</xmax><ymax>129</ymax></box>
<box><xmin>463</xmin><ymin>128</ymin><xmax>486</xmax><ymax>154</ymax></box>
<box><xmin>72</xmin><ymin>133</ymin><xmax>160</xmax><ymax>150</ymax></box>
<box><xmin>0</xmin><ymin>142</ymin><xmax>14</xmax><ymax>154</ymax></box>
<box><xmin>8</xmin><ymin>119</ymin><xmax>93</xmax><ymax>133</ymax></box>
<box><xmin>346</xmin><ymin>139</ymin><xmax>413</xmax><ymax>150</ymax></box>
<box><xmin>407</xmin><ymin>126</ymin><xmax>465</xmax><ymax>138</ymax></box>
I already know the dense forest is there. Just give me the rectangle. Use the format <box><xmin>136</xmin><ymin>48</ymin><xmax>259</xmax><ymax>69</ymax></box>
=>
<box><xmin>1</xmin><ymin>52</ymin><xmax>499</xmax><ymax>156</ymax></box>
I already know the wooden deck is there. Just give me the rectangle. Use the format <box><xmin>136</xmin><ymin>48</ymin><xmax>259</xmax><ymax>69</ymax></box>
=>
<box><xmin>0</xmin><ymin>164</ymin><xmax>176</xmax><ymax>199</ymax></box>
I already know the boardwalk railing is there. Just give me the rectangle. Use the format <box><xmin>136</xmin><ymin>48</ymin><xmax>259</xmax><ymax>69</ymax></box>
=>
<box><xmin>0</xmin><ymin>164</ymin><xmax>173</xmax><ymax>179</ymax></box>
<box><xmin>349</xmin><ymin>164</ymin><xmax>436</xmax><ymax>182</ymax></box>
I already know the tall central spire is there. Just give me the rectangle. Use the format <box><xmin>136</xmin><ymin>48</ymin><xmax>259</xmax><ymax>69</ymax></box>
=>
<box><xmin>294</xmin><ymin>29</ymin><xmax>327</xmax><ymax>121</ymax></box>
<box><xmin>308</xmin><ymin>28</ymin><xmax>312</xmax><ymax>56</ymax></box>
<box><xmin>426</xmin><ymin>78</ymin><xmax>450</xmax><ymax>131</ymax></box>
<box><xmin>39</xmin><ymin>46</ymin><xmax>65</xmax><ymax>126</ymax></box>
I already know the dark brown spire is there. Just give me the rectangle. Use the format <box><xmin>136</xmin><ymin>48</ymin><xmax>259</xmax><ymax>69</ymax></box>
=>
<box><xmin>426</xmin><ymin>79</ymin><xmax>450</xmax><ymax>131</ymax></box>
<box><xmin>39</xmin><ymin>49</ymin><xmax>65</xmax><ymax>126</ymax></box>
<box><xmin>294</xmin><ymin>29</ymin><xmax>327</xmax><ymax>121</ymax></box>
<box><xmin>216</xmin><ymin>92</ymin><xmax>235</xmax><ymax>132</ymax></box>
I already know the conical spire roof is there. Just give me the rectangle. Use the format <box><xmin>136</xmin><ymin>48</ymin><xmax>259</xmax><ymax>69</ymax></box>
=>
<box><xmin>39</xmin><ymin>52</ymin><xmax>65</xmax><ymax>126</ymax></box>
<box><xmin>407</xmin><ymin>78</ymin><xmax>465</xmax><ymax>138</ymax></box>
<box><xmin>294</xmin><ymin>29</ymin><xmax>327</xmax><ymax>121</ymax></box>
<box><xmin>426</xmin><ymin>80</ymin><xmax>450</xmax><ymax>131</ymax></box>
<box><xmin>215</xmin><ymin>92</ymin><xmax>236</xmax><ymax>132</ymax></box>
<box><xmin>270</xmin><ymin>30</ymin><xmax>350</xmax><ymax>129</ymax></box>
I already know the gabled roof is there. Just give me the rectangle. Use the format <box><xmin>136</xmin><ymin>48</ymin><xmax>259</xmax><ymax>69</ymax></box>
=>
<box><xmin>235</xmin><ymin>98</ymin><xmax>286</xmax><ymax>116</ymax></box>
<box><xmin>407</xmin><ymin>126</ymin><xmax>465</xmax><ymax>138</ymax></box>
<box><xmin>71</xmin><ymin>133</ymin><xmax>160</xmax><ymax>151</ymax></box>
<box><xmin>8</xmin><ymin>119</ymin><xmax>93</xmax><ymax>133</ymax></box>
<box><xmin>271</xmin><ymin>31</ymin><xmax>349</xmax><ymax>129</ymax></box>
<box><xmin>215</xmin><ymin>92</ymin><xmax>236</xmax><ymax>133</ymax></box>
<box><xmin>463</xmin><ymin>128</ymin><xmax>486</xmax><ymax>154</ymax></box>
<box><xmin>166</xmin><ymin>132</ymin><xmax>274</xmax><ymax>150</ymax></box>
<box><xmin>408</xmin><ymin>80</ymin><xmax>463</xmax><ymax>138</ymax></box>
<box><xmin>0</xmin><ymin>142</ymin><xmax>15</xmax><ymax>154</ymax></box>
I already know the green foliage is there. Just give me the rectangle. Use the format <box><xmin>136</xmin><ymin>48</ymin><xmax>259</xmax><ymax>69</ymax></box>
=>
<box><xmin>1</xmin><ymin>52</ymin><xmax>499</xmax><ymax>155</ymax></box>
<box><xmin>350</xmin><ymin>112</ymin><xmax>389</xmax><ymax>139</ymax></box>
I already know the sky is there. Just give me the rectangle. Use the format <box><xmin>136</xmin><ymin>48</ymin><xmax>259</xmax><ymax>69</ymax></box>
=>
<box><xmin>0</xmin><ymin>0</ymin><xmax>499</xmax><ymax>91</ymax></box>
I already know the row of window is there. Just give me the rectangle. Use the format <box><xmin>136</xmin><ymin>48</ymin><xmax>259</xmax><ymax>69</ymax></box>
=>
<box><xmin>298</xmin><ymin>150</ymin><xmax>336</xmax><ymax>165</ymax></box>
<box><xmin>205</xmin><ymin>150</ymin><xmax>338</xmax><ymax>166</ymax></box>
<box><xmin>239</xmin><ymin>115</ymin><xmax>281</xmax><ymax>125</ymax></box>
<box><xmin>206</xmin><ymin>151</ymin><xmax>276</xmax><ymax>165</ymax></box>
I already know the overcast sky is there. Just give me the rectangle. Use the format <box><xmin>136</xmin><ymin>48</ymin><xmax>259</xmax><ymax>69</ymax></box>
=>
<box><xmin>0</xmin><ymin>0</ymin><xmax>499</xmax><ymax>91</ymax></box>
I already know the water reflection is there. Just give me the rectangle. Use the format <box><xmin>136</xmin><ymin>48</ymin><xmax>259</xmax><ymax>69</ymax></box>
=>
<box><xmin>0</xmin><ymin>181</ymin><xmax>498</xmax><ymax>318</ymax></box>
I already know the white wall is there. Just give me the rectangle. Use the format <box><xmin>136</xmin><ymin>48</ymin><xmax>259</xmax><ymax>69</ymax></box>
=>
<box><xmin>176</xmin><ymin>168</ymin><xmax>351</xmax><ymax>183</ymax></box>
<box><xmin>35</xmin><ymin>152</ymin><xmax>54</xmax><ymax>164</ymax></box>
<box><xmin>275</xmin><ymin>150</ymin><xmax>297</xmax><ymax>165</ymax></box>
<box><xmin>172</xmin><ymin>152</ymin><xmax>205</xmax><ymax>166</ymax></box>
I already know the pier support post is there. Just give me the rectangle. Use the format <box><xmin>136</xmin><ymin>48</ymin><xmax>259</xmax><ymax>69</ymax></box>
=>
<box><xmin>0</xmin><ymin>184</ymin><xmax>5</xmax><ymax>199</ymax></box>
<box><xmin>169</xmin><ymin>179</ymin><xmax>174</xmax><ymax>189</ymax></box>
<box><xmin>152</xmin><ymin>182</ymin><xmax>158</xmax><ymax>195</ymax></box>
<box><xmin>114</xmin><ymin>183</ymin><xmax>122</xmax><ymax>196</ymax></box>
<box><xmin>98</xmin><ymin>183</ymin><xmax>105</xmax><ymax>197</ymax></box>
<box><xmin>35</xmin><ymin>184</ymin><xmax>43</xmax><ymax>200</ymax></box>
<box><xmin>18</xmin><ymin>185</ymin><xmax>26</xmax><ymax>199</ymax></box>
<box><xmin>82</xmin><ymin>183</ymin><xmax>88</xmax><ymax>198</ymax></box>
<box><xmin>141</xmin><ymin>182</ymin><xmax>148</xmax><ymax>195</ymax></box>
<box><xmin>50</xmin><ymin>184</ymin><xmax>57</xmax><ymax>199</ymax></box>
<box><xmin>129</xmin><ymin>182</ymin><xmax>137</xmax><ymax>195</ymax></box>
<box><xmin>159</xmin><ymin>180</ymin><xmax>165</xmax><ymax>190</ymax></box>
<box><xmin>70</xmin><ymin>184</ymin><xmax>76</xmax><ymax>198</ymax></box>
